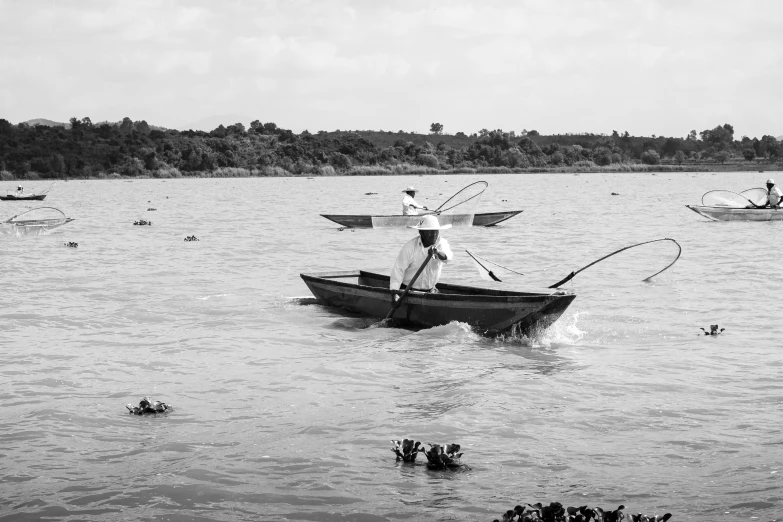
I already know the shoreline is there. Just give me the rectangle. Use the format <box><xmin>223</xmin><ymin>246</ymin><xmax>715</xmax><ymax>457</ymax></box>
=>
<box><xmin>2</xmin><ymin>161</ymin><xmax>780</xmax><ymax>182</ymax></box>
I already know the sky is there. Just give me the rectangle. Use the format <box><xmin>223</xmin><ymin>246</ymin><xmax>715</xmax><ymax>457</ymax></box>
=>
<box><xmin>1</xmin><ymin>0</ymin><xmax>781</xmax><ymax>138</ymax></box>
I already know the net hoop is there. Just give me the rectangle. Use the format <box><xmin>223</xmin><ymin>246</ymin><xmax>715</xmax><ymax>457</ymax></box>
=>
<box><xmin>432</xmin><ymin>181</ymin><xmax>488</xmax><ymax>214</ymax></box>
<box><xmin>739</xmin><ymin>188</ymin><xmax>768</xmax><ymax>206</ymax></box>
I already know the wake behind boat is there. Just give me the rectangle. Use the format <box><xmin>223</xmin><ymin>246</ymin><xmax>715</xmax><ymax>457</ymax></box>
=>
<box><xmin>300</xmin><ymin>270</ymin><xmax>575</xmax><ymax>336</ymax></box>
<box><xmin>321</xmin><ymin>210</ymin><xmax>523</xmax><ymax>229</ymax></box>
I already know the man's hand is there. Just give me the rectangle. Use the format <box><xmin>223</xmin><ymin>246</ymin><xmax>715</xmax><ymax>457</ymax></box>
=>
<box><xmin>430</xmin><ymin>246</ymin><xmax>446</xmax><ymax>261</ymax></box>
<box><xmin>392</xmin><ymin>293</ymin><xmax>400</xmax><ymax>302</ymax></box>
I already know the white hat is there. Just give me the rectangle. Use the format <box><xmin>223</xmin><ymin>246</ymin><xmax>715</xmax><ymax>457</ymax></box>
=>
<box><xmin>408</xmin><ymin>214</ymin><xmax>451</xmax><ymax>230</ymax></box>
<box><xmin>767</xmin><ymin>178</ymin><xmax>775</xmax><ymax>184</ymax></box>
<box><xmin>402</xmin><ymin>186</ymin><xmax>416</xmax><ymax>193</ymax></box>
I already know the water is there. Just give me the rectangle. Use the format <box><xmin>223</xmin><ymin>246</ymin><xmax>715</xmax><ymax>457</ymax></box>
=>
<box><xmin>1</xmin><ymin>172</ymin><xmax>781</xmax><ymax>521</ymax></box>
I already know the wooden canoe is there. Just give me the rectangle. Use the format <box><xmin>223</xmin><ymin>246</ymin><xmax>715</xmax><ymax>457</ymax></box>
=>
<box><xmin>0</xmin><ymin>194</ymin><xmax>46</xmax><ymax>201</ymax></box>
<box><xmin>320</xmin><ymin>210</ymin><xmax>523</xmax><ymax>228</ymax></box>
<box><xmin>300</xmin><ymin>270</ymin><xmax>575</xmax><ymax>336</ymax></box>
<box><xmin>686</xmin><ymin>205</ymin><xmax>783</xmax><ymax>222</ymax></box>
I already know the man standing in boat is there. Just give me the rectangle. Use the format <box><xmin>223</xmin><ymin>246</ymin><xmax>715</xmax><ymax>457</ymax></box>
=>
<box><xmin>390</xmin><ymin>215</ymin><xmax>453</xmax><ymax>298</ymax></box>
<box><xmin>765</xmin><ymin>179</ymin><xmax>782</xmax><ymax>209</ymax></box>
<box><xmin>402</xmin><ymin>186</ymin><xmax>429</xmax><ymax>215</ymax></box>
<box><xmin>16</xmin><ymin>185</ymin><xmax>23</xmax><ymax>197</ymax></box>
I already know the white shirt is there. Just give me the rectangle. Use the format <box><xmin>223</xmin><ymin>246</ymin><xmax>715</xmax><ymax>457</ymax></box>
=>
<box><xmin>390</xmin><ymin>236</ymin><xmax>453</xmax><ymax>291</ymax></box>
<box><xmin>768</xmin><ymin>186</ymin><xmax>783</xmax><ymax>206</ymax></box>
<box><xmin>402</xmin><ymin>194</ymin><xmax>423</xmax><ymax>215</ymax></box>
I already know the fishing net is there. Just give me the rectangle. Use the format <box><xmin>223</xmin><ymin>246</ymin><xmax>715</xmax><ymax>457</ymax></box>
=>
<box><xmin>431</xmin><ymin>181</ymin><xmax>488</xmax><ymax>214</ymax></box>
<box><xmin>740</xmin><ymin>188</ymin><xmax>768</xmax><ymax>206</ymax></box>
<box><xmin>371</xmin><ymin>214</ymin><xmax>474</xmax><ymax>228</ymax></box>
<box><xmin>702</xmin><ymin>190</ymin><xmax>759</xmax><ymax>208</ymax></box>
<box><xmin>466</xmin><ymin>238</ymin><xmax>682</xmax><ymax>287</ymax></box>
<box><xmin>2</xmin><ymin>207</ymin><xmax>72</xmax><ymax>236</ymax></box>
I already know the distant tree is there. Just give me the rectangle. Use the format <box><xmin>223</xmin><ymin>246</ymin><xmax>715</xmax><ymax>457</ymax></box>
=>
<box><xmin>478</xmin><ymin>128</ymin><xmax>489</xmax><ymax>137</ymax></box>
<box><xmin>429</xmin><ymin>123</ymin><xmax>443</xmax><ymax>135</ymax></box>
<box><xmin>641</xmin><ymin>150</ymin><xmax>660</xmax><ymax>165</ymax></box>
<box><xmin>49</xmin><ymin>153</ymin><xmax>65</xmax><ymax>176</ymax></box>
<box><xmin>81</xmin><ymin>117</ymin><xmax>93</xmax><ymax>127</ymax></box>
<box><xmin>527</xmin><ymin>130</ymin><xmax>539</xmax><ymax>136</ymax></box>
<box><xmin>226</xmin><ymin>122</ymin><xmax>245</xmax><ymax>135</ymax></box>
<box><xmin>416</xmin><ymin>153</ymin><xmax>439</xmax><ymax>169</ymax></box>
<box><xmin>329</xmin><ymin>152</ymin><xmax>352</xmax><ymax>170</ymax></box>
<box><xmin>69</xmin><ymin>117</ymin><xmax>81</xmax><ymax>129</ymax></box>
<box><xmin>593</xmin><ymin>147</ymin><xmax>612</xmax><ymax>166</ymax></box>
<box><xmin>713</xmin><ymin>150</ymin><xmax>730</xmax><ymax>163</ymax></box>
<box><xmin>455</xmin><ymin>131</ymin><xmax>467</xmax><ymax>138</ymax></box>
<box><xmin>119</xmin><ymin>117</ymin><xmax>133</xmax><ymax>134</ymax></box>
<box><xmin>134</xmin><ymin>120</ymin><xmax>151</xmax><ymax>135</ymax></box>
<box><xmin>611</xmin><ymin>130</ymin><xmax>619</xmax><ymax>138</ymax></box>
<box><xmin>549</xmin><ymin>151</ymin><xmax>564</xmax><ymax>165</ymax></box>
<box><xmin>687</xmin><ymin>129</ymin><xmax>698</xmax><ymax>141</ymax></box>
<box><xmin>742</xmin><ymin>148</ymin><xmax>756</xmax><ymax>161</ymax></box>
<box><xmin>675</xmin><ymin>150</ymin><xmax>686</xmax><ymax>164</ymax></box>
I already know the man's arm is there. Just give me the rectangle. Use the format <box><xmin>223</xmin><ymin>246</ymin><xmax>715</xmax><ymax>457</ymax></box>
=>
<box><xmin>432</xmin><ymin>238</ymin><xmax>454</xmax><ymax>262</ymax></box>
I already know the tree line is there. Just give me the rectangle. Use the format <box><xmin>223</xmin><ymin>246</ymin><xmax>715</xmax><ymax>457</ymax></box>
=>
<box><xmin>0</xmin><ymin>117</ymin><xmax>780</xmax><ymax>179</ymax></box>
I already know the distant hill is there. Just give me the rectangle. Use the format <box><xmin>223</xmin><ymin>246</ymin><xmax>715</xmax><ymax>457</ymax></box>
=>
<box><xmin>23</xmin><ymin>118</ymin><xmax>71</xmax><ymax>129</ymax></box>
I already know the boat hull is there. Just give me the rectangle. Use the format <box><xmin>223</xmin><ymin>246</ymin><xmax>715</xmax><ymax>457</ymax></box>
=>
<box><xmin>1</xmin><ymin>194</ymin><xmax>46</xmax><ymax>201</ymax></box>
<box><xmin>686</xmin><ymin>205</ymin><xmax>783</xmax><ymax>222</ymax></box>
<box><xmin>300</xmin><ymin>270</ymin><xmax>575</xmax><ymax>336</ymax></box>
<box><xmin>320</xmin><ymin>210</ymin><xmax>523</xmax><ymax>228</ymax></box>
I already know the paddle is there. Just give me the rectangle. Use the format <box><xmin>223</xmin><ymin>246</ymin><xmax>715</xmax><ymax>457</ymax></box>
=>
<box><xmin>378</xmin><ymin>249</ymin><xmax>434</xmax><ymax>325</ymax></box>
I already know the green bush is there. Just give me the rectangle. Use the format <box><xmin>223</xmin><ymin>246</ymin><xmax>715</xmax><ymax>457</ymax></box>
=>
<box><xmin>416</xmin><ymin>153</ymin><xmax>439</xmax><ymax>169</ymax></box>
<box><xmin>0</xmin><ymin>170</ymin><xmax>14</xmax><ymax>181</ymax></box>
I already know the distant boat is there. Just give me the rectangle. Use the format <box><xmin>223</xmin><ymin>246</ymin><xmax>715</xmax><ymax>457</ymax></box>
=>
<box><xmin>300</xmin><ymin>270</ymin><xmax>574</xmax><ymax>336</ymax></box>
<box><xmin>686</xmin><ymin>205</ymin><xmax>783</xmax><ymax>222</ymax></box>
<box><xmin>2</xmin><ymin>182</ymin><xmax>55</xmax><ymax>201</ymax></box>
<box><xmin>320</xmin><ymin>210</ymin><xmax>523</xmax><ymax>229</ymax></box>
<box><xmin>0</xmin><ymin>193</ymin><xmax>46</xmax><ymax>201</ymax></box>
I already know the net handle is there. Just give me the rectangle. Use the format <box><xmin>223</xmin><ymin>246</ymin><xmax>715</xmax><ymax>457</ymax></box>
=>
<box><xmin>432</xmin><ymin>181</ymin><xmax>488</xmax><ymax>213</ymax></box>
<box><xmin>549</xmin><ymin>238</ymin><xmax>682</xmax><ymax>288</ymax></box>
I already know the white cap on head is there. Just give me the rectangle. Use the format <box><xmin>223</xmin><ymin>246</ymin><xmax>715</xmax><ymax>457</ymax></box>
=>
<box><xmin>407</xmin><ymin>214</ymin><xmax>451</xmax><ymax>230</ymax></box>
<box><xmin>402</xmin><ymin>186</ymin><xmax>416</xmax><ymax>193</ymax></box>
<box><xmin>767</xmin><ymin>178</ymin><xmax>775</xmax><ymax>185</ymax></box>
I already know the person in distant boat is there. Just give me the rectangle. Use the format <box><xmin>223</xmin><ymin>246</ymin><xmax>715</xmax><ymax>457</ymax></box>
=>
<box><xmin>764</xmin><ymin>179</ymin><xmax>782</xmax><ymax>209</ymax></box>
<box><xmin>390</xmin><ymin>215</ymin><xmax>453</xmax><ymax>299</ymax></box>
<box><xmin>401</xmin><ymin>186</ymin><xmax>428</xmax><ymax>215</ymax></box>
<box><xmin>16</xmin><ymin>185</ymin><xmax>23</xmax><ymax>196</ymax></box>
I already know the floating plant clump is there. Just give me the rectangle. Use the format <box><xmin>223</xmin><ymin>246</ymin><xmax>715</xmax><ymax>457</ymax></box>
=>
<box><xmin>491</xmin><ymin>502</ymin><xmax>672</xmax><ymax>522</ymax></box>
<box><xmin>126</xmin><ymin>397</ymin><xmax>172</xmax><ymax>415</ymax></box>
<box><xmin>133</xmin><ymin>219</ymin><xmax>152</xmax><ymax>226</ymax></box>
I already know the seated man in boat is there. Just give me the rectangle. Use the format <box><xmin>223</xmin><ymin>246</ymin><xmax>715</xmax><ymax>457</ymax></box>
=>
<box><xmin>764</xmin><ymin>179</ymin><xmax>782</xmax><ymax>209</ymax></box>
<box><xmin>402</xmin><ymin>186</ymin><xmax>429</xmax><ymax>215</ymax></box>
<box><xmin>16</xmin><ymin>185</ymin><xmax>23</xmax><ymax>197</ymax></box>
<box><xmin>390</xmin><ymin>215</ymin><xmax>453</xmax><ymax>298</ymax></box>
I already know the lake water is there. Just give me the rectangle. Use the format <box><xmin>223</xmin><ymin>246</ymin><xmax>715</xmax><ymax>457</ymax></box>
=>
<box><xmin>1</xmin><ymin>172</ymin><xmax>781</xmax><ymax>521</ymax></box>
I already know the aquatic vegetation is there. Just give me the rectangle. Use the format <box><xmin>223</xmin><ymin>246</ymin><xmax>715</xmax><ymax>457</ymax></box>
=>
<box><xmin>133</xmin><ymin>219</ymin><xmax>151</xmax><ymax>226</ymax></box>
<box><xmin>390</xmin><ymin>439</ymin><xmax>421</xmax><ymax>462</ymax></box>
<box><xmin>64</xmin><ymin>241</ymin><xmax>78</xmax><ymax>248</ymax></box>
<box><xmin>125</xmin><ymin>397</ymin><xmax>172</xmax><ymax>415</ymax></box>
<box><xmin>184</xmin><ymin>235</ymin><xmax>199</xmax><ymax>241</ymax></box>
<box><xmin>491</xmin><ymin>502</ymin><xmax>672</xmax><ymax>521</ymax></box>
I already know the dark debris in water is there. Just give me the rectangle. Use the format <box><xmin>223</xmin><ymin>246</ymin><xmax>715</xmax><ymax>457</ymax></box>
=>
<box><xmin>126</xmin><ymin>397</ymin><xmax>172</xmax><ymax>415</ymax></box>
<box><xmin>133</xmin><ymin>219</ymin><xmax>151</xmax><ymax>226</ymax></box>
<box><xmin>390</xmin><ymin>439</ymin><xmax>464</xmax><ymax>469</ymax></box>
<box><xmin>184</xmin><ymin>235</ymin><xmax>199</xmax><ymax>242</ymax></box>
<box><xmin>64</xmin><ymin>242</ymin><xmax>78</xmax><ymax>248</ymax></box>
<box><xmin>491</xmin><ymin>502</ymin><xmax>672</xmax><ymax>522</ymax></box>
